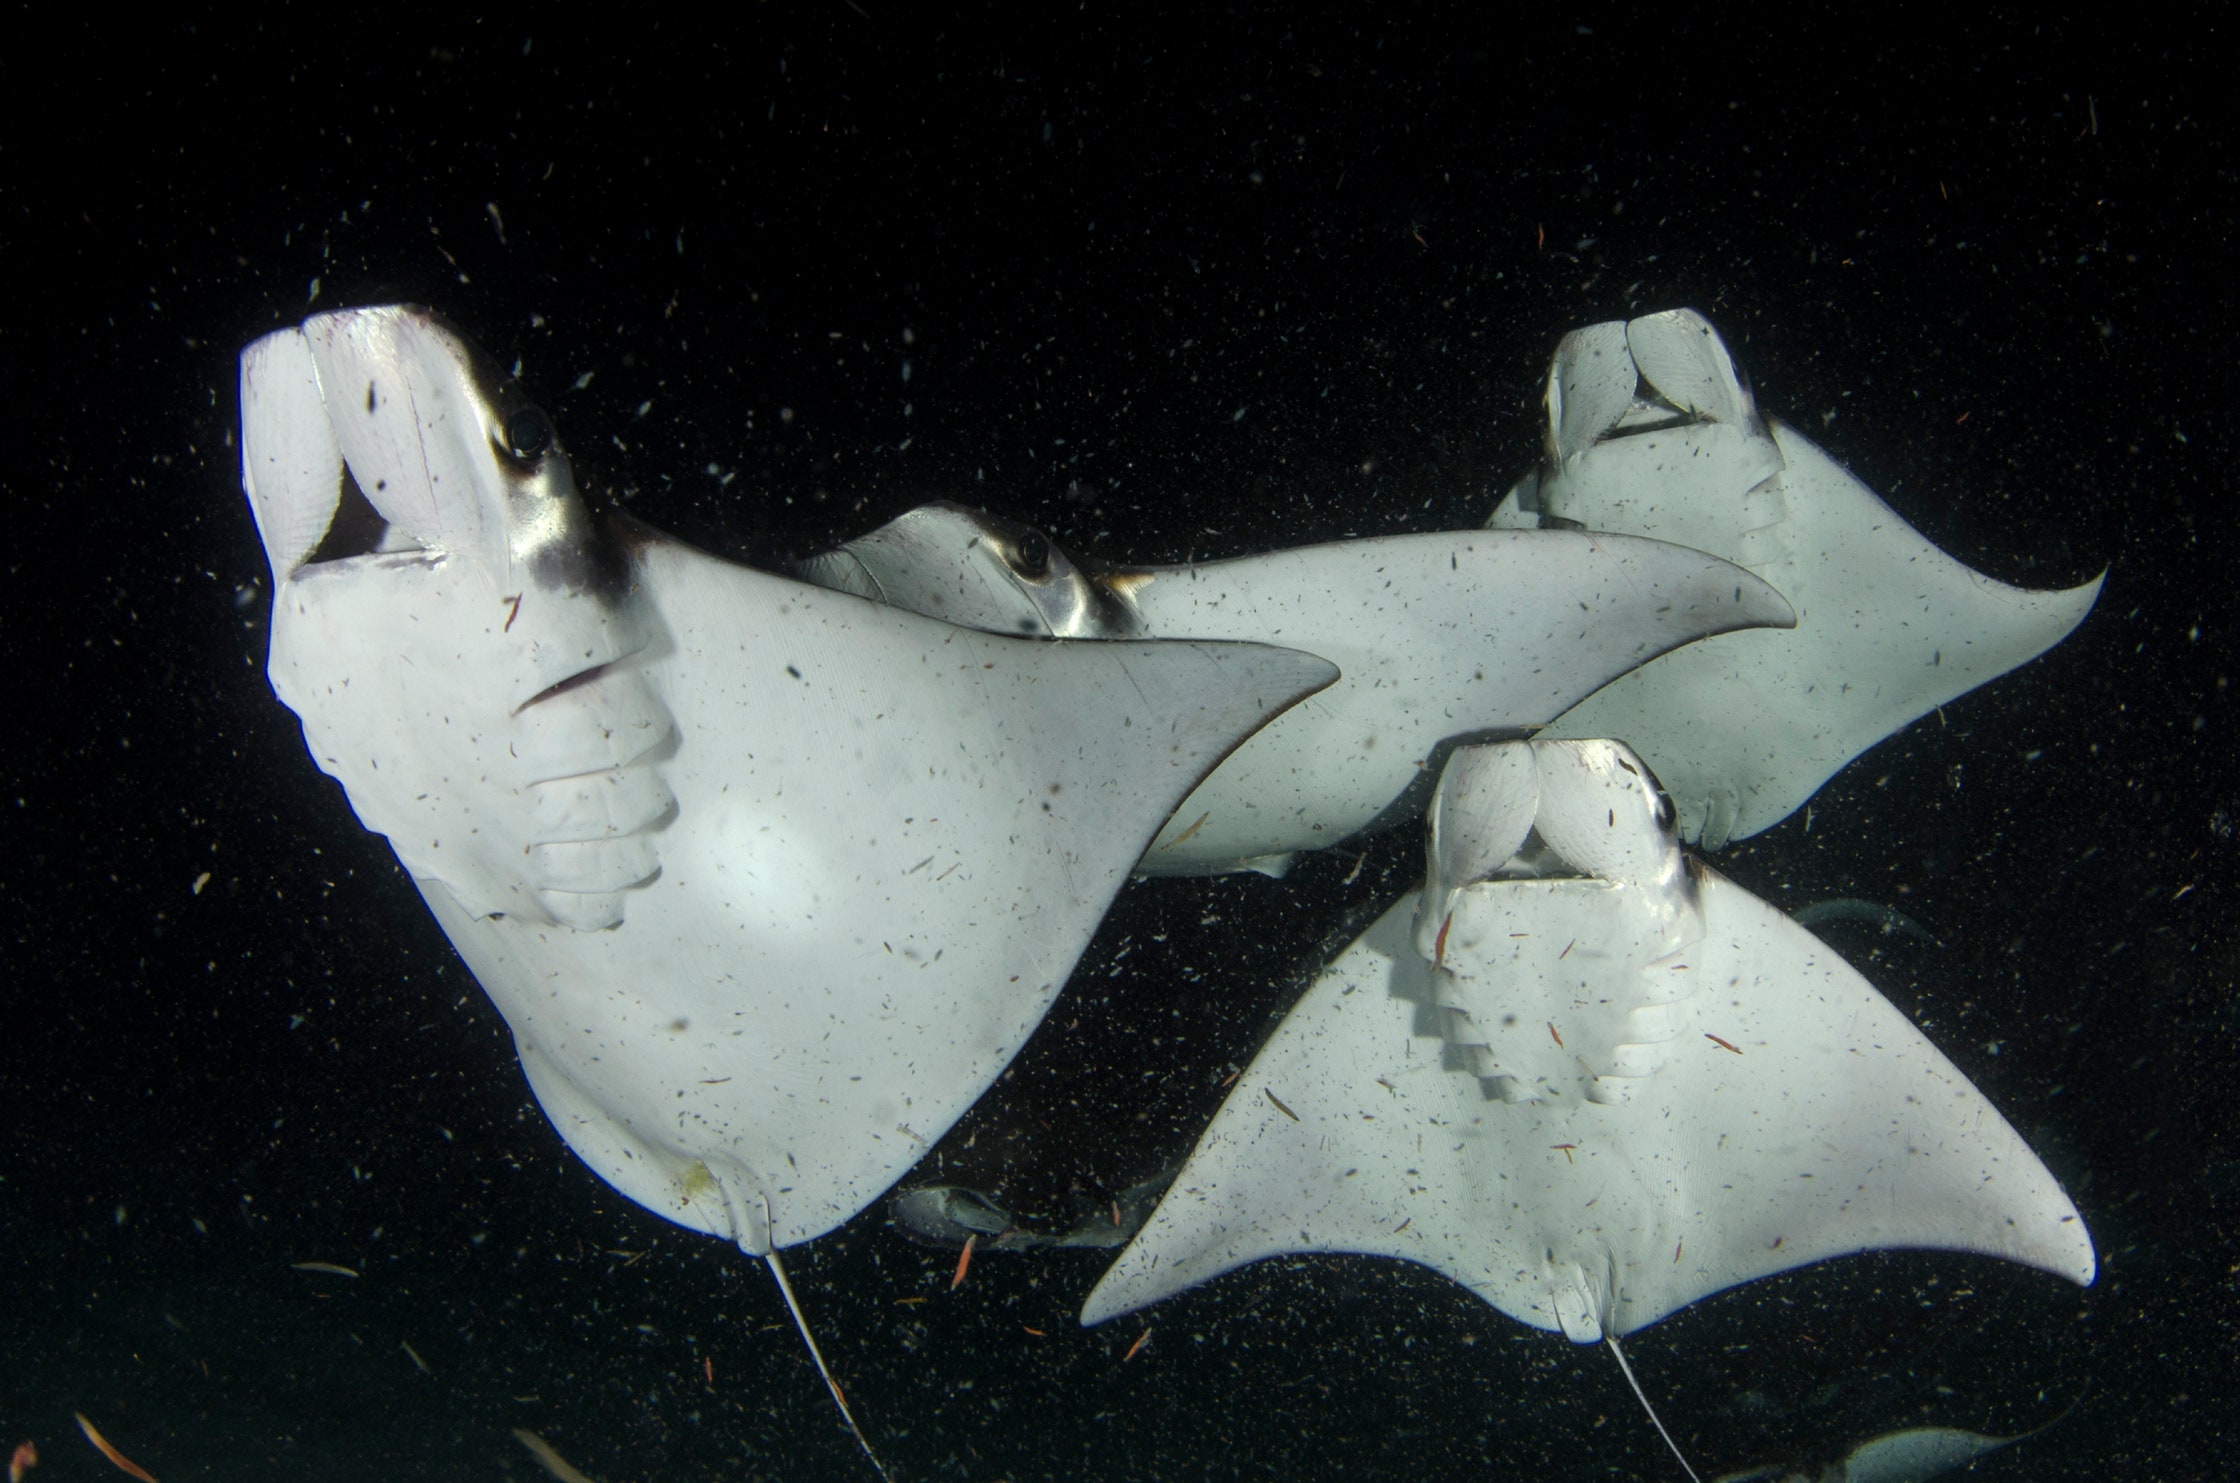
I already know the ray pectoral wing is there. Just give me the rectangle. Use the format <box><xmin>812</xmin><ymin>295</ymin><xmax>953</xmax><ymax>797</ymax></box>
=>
<box><xmin>1077</xmin><ymin>895</ymin><xmax>1440</xmax><ymax>1327</ymax></box>
<box><xmin>1642</xmin><ymin>871</ymin><xmax>2097</xmax><ymax>1313</ymax></box>
<box><xmin>417</xmin><ymin>532</ymin><xmax>1339</xmax><ymax>1254</ymax></box>
<box><xmin>1126</xmin><ymin>532</ymin><xmax>1797</xmax><ymax>873</ymax></box>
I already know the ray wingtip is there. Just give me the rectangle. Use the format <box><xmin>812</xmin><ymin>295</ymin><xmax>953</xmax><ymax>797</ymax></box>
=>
<box><xmin>1077</xmin><ymin>1286</ymin><xmax>1125</xmax><ymax>1328</ymax></box>
<box><xmin>1079</xmin><ymin>1263</ymin><xmax>1163</xmax><ymax>1328</ymax></box>
<box><xmin>2064</xmin><ymin>1225</ymin><xmax>2099</xmax><ymax>1288</ymax></box>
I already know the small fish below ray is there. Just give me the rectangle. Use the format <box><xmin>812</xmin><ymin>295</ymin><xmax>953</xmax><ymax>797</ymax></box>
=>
<box><xmin>797</xmin><ymin>501</ymin><xmax>1797</xmax><ymax>875</ymax></box>
<box><xmin>1082</xmin><ymin>738</ymin><xmax>2092</xmax><ymax>1467</ymax></box>
<box><xmin>1793</xmin><ymin>897</ymin><xmax>1939</xmax><ymax>947</ymax></box>
<box><xmin>1487</xmin><ymin>307</ymin><xmax>2104</xmax><ymax>849</ymax></box>
<box><xmin>890</xmin><ymin>1164</ymin><xmax>1176</xmax><ymax>1253</ymax></box>
<box><xmin>1711</xmin><ymin>1392</ymin><xmax>2085</xmax><ymax>1483</ymax></box>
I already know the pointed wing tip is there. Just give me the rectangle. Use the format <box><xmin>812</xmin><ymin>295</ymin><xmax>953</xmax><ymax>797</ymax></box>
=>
<box><xmin>1081</xmin><ymin>1266</ymin><xmax>1202</xmax><ymax>1329</ymax></box>
<box><xmin>1078</xmin><ymin>1273</ymin><xmax>1143</xmax><ymax>1328</ymax></box>
<box><xmin>1750</xmin><ymin>574</ymin><xmax>1800</xmax><ymax>632</ymax></box>
<box><xmin>1982</xmin><ymin>555</ymin><xmax>2106</xmax><ymax>621</ymax></box>
<box><xmin>1993</xmin><ymin>1223</ymin><xmax>2095</xmax><ymax>1294</ymax></box>
<box><xmin>2054</xmin><ymin>1225</ymin><xmax>2098</xmax><ymax>1288</ymax></box>
<box><xmin>2058</xmin><ymin>565</ymin><xmax>2110</xmax><ymax>613</ymax></box>
<box><xmin>1996</xmin><ymin>1197</ymin><xmax>2096</xmax><ymax>1289</ymax></box>
<box><xmin>1274</xmin><ymin>646</ymin><xmax>1343</xmax><ymax>698</ymax></box>
<box><xmin>1082</xmin><ymin>1239</ymin><xmax>1216</xmax><ymax>1328</ymax></box>
<box><xmin>1664</xmin><ymin>550</ymin><xmax>1797</xmax><ymax>639</ymax></box>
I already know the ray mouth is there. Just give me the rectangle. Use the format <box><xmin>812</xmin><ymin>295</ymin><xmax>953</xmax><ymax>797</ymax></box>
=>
<box><xmin>295</xmin><ymin>463</ymin><xmax>428</xmax><ymax>570</ymax></box>
<box><xmin>1600</xmin><ymin>408</ymin><xmax>1703</xmax><ymax>439</ymax></box>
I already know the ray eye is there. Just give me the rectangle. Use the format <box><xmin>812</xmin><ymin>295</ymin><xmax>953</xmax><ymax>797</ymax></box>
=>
<box><xmin>503</xmin><ymin>407</ymin><xmax>554</xmax><ymax>460</ymax></box>
<box><xmin>1012</xmin><ymin>531</ymin><xmax>1051</xmax><ymax>580</ymax></box>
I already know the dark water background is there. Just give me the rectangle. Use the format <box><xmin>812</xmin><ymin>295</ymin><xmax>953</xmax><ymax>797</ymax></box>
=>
<box><xmin>4</xmin><ymin>9</ymin><xmax>2232</xmax><ymax>1480</ymax></box>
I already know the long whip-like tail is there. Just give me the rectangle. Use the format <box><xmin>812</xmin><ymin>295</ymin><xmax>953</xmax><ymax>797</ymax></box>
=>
<box><xmin>1605</xmin><ymin>1335</ymin><xmax>1701</xmax><ymax>1483</ymax></box>
<box><xmin>765</xmin><ymin>1248</ymin><xmax>895</xmax><ymax>1482</ymax></box>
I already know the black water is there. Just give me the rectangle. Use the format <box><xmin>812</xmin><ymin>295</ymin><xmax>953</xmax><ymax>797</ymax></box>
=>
<box><xmin>5</xmin><ymin>11</ymin><xmax>2232</xmax><ymax>1481</ymax></box>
